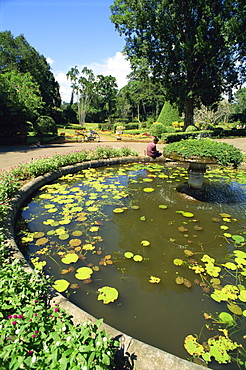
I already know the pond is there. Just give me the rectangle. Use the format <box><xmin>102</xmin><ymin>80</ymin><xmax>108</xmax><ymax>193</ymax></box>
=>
<box><xmin>18</xmin><ymin>162</ymin><xmax>246</xmax><ymax>369</ymax></box>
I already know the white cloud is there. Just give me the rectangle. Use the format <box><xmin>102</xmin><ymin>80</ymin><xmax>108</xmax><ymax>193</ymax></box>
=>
<box><xmin>55</xmin><ymin>72</ymin><xmax>72</xmax><ymax>103</ymax></box>
<box><xmin>46</xmin><ymin>57</ymin><xmax>54</xmax><ymax>66</ymax></box>
<box><xmin>88</xmin><ymin>52</ymin><xmax>131</xmax><ymax>89</ymax></box>
<box><xmin>55</xmin><ymin>52</ymin><xmax>131</xmax><ymax>102</ymax></box>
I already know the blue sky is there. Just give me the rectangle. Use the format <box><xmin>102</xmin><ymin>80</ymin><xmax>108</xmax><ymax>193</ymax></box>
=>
<box><xmin>0</xmin><ymin>0</ymin><xmax>131</xmax><ymax>101</ymax></box>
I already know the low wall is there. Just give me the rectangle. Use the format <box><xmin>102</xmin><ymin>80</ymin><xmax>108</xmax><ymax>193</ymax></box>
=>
<box><xmin>4</xmin><ymin>156</ymin><xmax>207</xmax><ymax>370</ymax></box>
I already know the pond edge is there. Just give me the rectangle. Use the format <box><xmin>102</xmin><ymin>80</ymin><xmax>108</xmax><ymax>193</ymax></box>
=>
<box><xmin>4</xmin><ymin>156</ymin><xmax>208</xmax><ymax>370</ymax></box>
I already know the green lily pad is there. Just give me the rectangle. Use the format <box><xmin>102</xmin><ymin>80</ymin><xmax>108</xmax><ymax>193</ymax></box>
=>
<box><xmin>133</xmin><ymin>254</ymin><xmax>143</xmax><ymax>262</ymax></box>
<box><xmin>53</xmin><ymin>279</ymin><xmax>70</xmax><ymax>293</ymax></box>
<box><xmin>143</xmin><ymin>187</ymin><xmax>155</xmax><ymax>192</ymax></box>
<box><xmin>75</xmin><ymin>267</ymin><xmax>93</xmax><ymax>280</ymax></box>
<box><xmin>238</xmin><ymin>290</ymin><xmax>246</xmax><ymax>302</ymax></box>
<box><xmin>218</xmin><ymin>312</ymin><xmax>235</xmax><ymax>326</ymax></box>
<box><xmin>124</xmin><ymin>252</ymin><xmax>134</xmax><ymax>259</ymax></box>
<box><xmin>141</xmin><ymin>240</ymin><xmax>150</xmax><ymax>247</ymax></box>
<box><xmin>58</xmin><ymin>233</ymin><xmax>70</xmax><ymax>240</ymax></box>
<box><xmin>232</xmin><ymin>235</ymin><xmax>245</xmax><ymax>243</ymax></box>
<box><xmin>97</xmin><ymin>286</ymin><xmax>119</xmax><ymax>304</ymax></box>
<box><xmin>173</xmin><ymin>258</ymin><xmax>184</xmax><ymax>266</ymax></box>
<box><xmin>113</xmin><ymin>208</ymin><xmax>125</xmax><ymax>213</ymax></box>
<box><xmin>227</xmin><ymin>302</ymin><xmax>243</xmax><ymax>315</ymax></box>
<box><xmin>223</xmin><ymin>262</ymin><xmax>237</xmax><ymax>270</ymax></box>
<box><xmin>61</xmin><ymin>253</ymin><xmax>79</xmax><ymax>264</ymax></box>
<box><xmin>182</xmin><ymin>212</ymin><xmax>194</xmax><ymax>218</ymax></box>
<box><xmin>158</xmin><ymin>205</ymin><xmax>168</xmax><ymax>209</ymax></box>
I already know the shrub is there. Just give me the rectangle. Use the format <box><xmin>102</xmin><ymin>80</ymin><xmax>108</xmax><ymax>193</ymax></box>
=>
<box><xmin>185</xmin><ymin>125</ymin><xmax>198</xmax><ymax>132</ymax></box>
<box><xmin>33</xmin><ymin>116</ymin><xmax>57</xmax><ymax>136</ymax></box>
<box><xmin>149</xmin><ymin>122</ymin><xmax>165</xmax><ymax>137</ymax></box>
<box><xmin>163</xmin><ymin>138</ymin><xmax>243</xmax><ymax>168</ymax></box>
<box><xmin>157</xmin><ymin>101</ymin><xmax>181</xmax><ymax>126</ymax></box>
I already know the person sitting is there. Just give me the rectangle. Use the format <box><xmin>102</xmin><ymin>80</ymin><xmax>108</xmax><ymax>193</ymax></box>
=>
<box><xmin>146</xmin><ymin>137</ymin><xmax>162</xmax><ymax>159</ymax></box>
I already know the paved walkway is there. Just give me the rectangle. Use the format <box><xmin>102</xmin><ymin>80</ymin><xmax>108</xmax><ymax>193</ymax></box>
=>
<box><xmin>0</xmin><ymin>137</ymin><xmax>245</xmax><ymax>171</ymax></box>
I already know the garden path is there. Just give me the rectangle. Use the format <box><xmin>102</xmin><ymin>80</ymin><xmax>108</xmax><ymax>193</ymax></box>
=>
<box><xmin>0</xmin><ymin>136</ymin><xmax>245</xmax><ymax>171</ymax></box>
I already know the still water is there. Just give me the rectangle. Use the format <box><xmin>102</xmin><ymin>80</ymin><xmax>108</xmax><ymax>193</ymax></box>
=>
<box><xmin>19</xmin><ymin>162</ymin><xmax>246</xmax><ymax>369</ymax></box>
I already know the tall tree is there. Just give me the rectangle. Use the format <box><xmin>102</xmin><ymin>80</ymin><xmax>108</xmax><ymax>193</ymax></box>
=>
<box><xmin>0</xmin><ymin>70</ymin><xmax>43</xmax><ymax>144</ymax></box>
<box><xmin>66</xmin><ymin>66</ymin><xmax>96</xmax><ymax>126</ymax></box>
<box><xmin>110</xmin><ymin>0</ymin><xmax>246</xmax><ymax>129</ymax></box>
<box><xmin>96</xmin><ymin>75</ymin><xmax>118</xmax><ymax>123</ymax></box>
<box><xmin>0</xmin><ymin>31</ymin><xmax>61</xmax><ymax>112</ymax></box>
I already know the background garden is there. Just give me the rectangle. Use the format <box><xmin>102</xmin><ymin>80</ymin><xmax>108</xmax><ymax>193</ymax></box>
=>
<box><xmin>0</xmin><ymin>25</ymin><xmax>246</xmax><ymax>147</ymax></box>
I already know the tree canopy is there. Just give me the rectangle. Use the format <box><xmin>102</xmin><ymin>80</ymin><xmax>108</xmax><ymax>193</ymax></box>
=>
<box><xmin>110</xmin><ymin>0</ymin><xmax>246</xmax><ymax>129</ymax></box>
<box><xmin>0</xmin><ymin>31</ymin><xmax>61</xmax><ymax>111</ymax></box>
<box><xmin>0</xmin><ymin>70</ymin><xmax>44</xmax><ymax>144</ymax></box>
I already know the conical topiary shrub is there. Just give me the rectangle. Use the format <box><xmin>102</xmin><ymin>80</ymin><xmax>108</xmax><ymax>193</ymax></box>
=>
<box><xmin>157</xmin><ymin>101</ymin><xmax>180</xmax><ymax>127</ymax></box>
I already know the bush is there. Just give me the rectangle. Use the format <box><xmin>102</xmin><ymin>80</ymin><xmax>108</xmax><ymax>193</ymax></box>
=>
<box><xmin>157</xmin><ymin>101</ymin><xmax>181</xmax><ymax>126</ymax></box>
<box><xmin>149</xmin><ymin>122</ymin><xmax>165</xmax><ymax>137</ymax></box>
<box><xmin>33</xmin><ymin>116</ymin><xmax>57</xmax><ymax>136</ymax></box>
<box><xmin>185</xmin><ymin>125</ymin><xmax>198</xmax><ymax>132</ymax></box>
<box><xmin>163</xmin><ymin>138</ymin><xmax>243</xmax><ymax>168</ymax></box>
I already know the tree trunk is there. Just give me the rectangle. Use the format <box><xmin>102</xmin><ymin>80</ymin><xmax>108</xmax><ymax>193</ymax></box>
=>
<box><xmin>183</xmin><ymin>96</ymin><xmax>194</xmax><ymax>131</ymax></box>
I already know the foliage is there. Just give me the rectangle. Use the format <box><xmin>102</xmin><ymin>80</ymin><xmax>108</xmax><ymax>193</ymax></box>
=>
<box><xmin>0</xmin><ymin>250</ymin><xmax>118</xmax><ymax>369</ymax></box>
<box><xmin>194</xmin><ymin>101</ymin><xmax>234</xmax><ymax>129</ymax></box>
<box><xmin>0</xmin><ymin>70</ymin><xmax>44</xmax><ymax>144</ymax></box>
<box><xmin>163</xmin><ymin>138</ymin><xmax>244</xmax><ymax>167</ymax></box>
<box><xmin>116</xmin><ymin>76</ymin><xmax>165</xmax><ymax>123</ymax></box>
<box><xmin>0</xmin><ymin>31</ymin><xmax>61</xmax><ymax>111</ymax></box>
<box><xmin>157</xmin><ymin>101</ymin><xmax>180</xmax><ymax>126</ymax></box>
<box><xmin>33</xmin><ymin>116</ymin><xmax>57</xmax><ymax>136</ymax></box>
<box><xmin>185</xmin><ymin>125</ymin><xmax>198</xmax><ymax>132</ymax></box>
<box><xmin>110</xmin><ymin>0</ymin><xmax>246</xmax><ymax>129</ymax></box>
<box><xmin>149</xmin><ymin>122</ymin><xmax>165</xmax><ymax>137</ymax></box>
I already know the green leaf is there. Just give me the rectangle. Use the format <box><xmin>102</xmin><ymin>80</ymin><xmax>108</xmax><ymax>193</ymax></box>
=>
<box><xmin>218</xmin><ymin>312</ymin><xmax>235</xmax><ymax>326</ymax></box>
<box><xmin>61</xmin><ymin>253</ymin><xmax>79</xmax><ymax>264</ymax></box>
<box><xmin>124</xmin><ymin>251</ymin><xmax>134</xmax><ymax>259</ymax></box>
<box><xmin>158</xmin><ymin>205</ymin><xmax>168</xmax><ymax>209</ymax></box>
<box><xmin>133</xmin><ymin>254</ymin><xmax>143</xmax><ymax>262</ymax></box>
<box><xmin>53</xmin><ymin>279</ymin><xmax>70</xmax><ymax>292</ymax></box>
<box><xmin>143</xmin><ymin>187</ymin><xmax>155</xmax><ymax>192</ymax></box>
<box><xmin>141</xmin><ymin>240</ymin><xmax>150</xmax><ymax>247</ymax></box>
<box><xmin>75</xmin><ymin>267</ymin><xmax>93</xmax><ymax>280</ymax></box>
<box><xmin>97</xmin><ymin>286</ymin><xmax>118</xmax><ymax>304</ymax></box>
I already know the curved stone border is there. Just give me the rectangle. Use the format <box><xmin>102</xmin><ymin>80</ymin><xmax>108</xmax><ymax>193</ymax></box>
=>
<box><xmin>4</xmin><ymin>156</ymin><xmax>207</xmax><ymax>370</ymax></box>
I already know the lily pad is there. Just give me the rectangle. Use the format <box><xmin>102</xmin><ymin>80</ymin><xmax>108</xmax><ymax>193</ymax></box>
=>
<box><xmin>75</xmin><ymin>267</ymin><xmax>93</xmax><ymax>280</ymax></box>
<box><xmin>141</xmin><ymin>240</ymin><xmax>150</xmax><ymax>247</ymax></box>
<box><xmin>158</xmin><ymin>205</ymin><xmax>168</xmax><ymax>209</ymax></box>
<box><xmin>149</xmin><ymin>276</ymin><xmax>161</xmax><ymax>283</ymax></box>
<box><xmin>113</xmin><ymin>208</ymin><xmax>125</xmax><ymax>213</ymax></box>
<box><xmin>97</xmin><ymin>286</ymin><xmax>119</xmax><ymax>304</ymax></box>
<box><xmin>143</xmin><ymin>187</ymin><xmax>155</xmax><ymax>192</ymax></box>
<box><xmin>175</xmin><ymin>276</ymin><xmax>184</xmax><ymax>285</ymax></box>
<box><xmin>232</xmin><ymin>234</ymin><xmax>245</xmax><ymax>243</ymax></box>
<box><xmin>53</xmin><ymin>279</ymin><xmax>70</xmax><ymax>293</ymax></box>
<box><xmin>133</xmin><ymin>254</ymin><xmax>143</xmax><ymax>262</ymax></box>
<box><xmin>35</xmin><ymin>237</ymin><xmax>49</xmax><ymax>246</ymax></box>
<box><xmin>33</xmin><ymin>232</ymin><xmax>45</xmax><ymax>239</ymax></box>
<box><xmin>69</xmin><ymin>239</ymin><xmax>82</xmax><ymax>247</ymax></box>
<box><xmin>124</xmin><ymin>252</ymin><xmax>134</xmax><ymax>259</ymax></box>
<box><xmin>173</xmin><ymin>258</ymin><xmax>184</xmax><ymax>266</ymax></box>
<box><xmin>61</xmin><ymin>253</ymin><xmax>79</xmax><ymax>264</ymax></box>
<box><xmin>218</xmin><ymin>312</ymin><xmax>235</xmax><ymax>326</ymax></box>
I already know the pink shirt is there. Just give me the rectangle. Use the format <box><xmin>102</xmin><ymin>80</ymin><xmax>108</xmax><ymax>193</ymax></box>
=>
<box><xmin>147</xmin><ymin>142</ymin><xmax>157</xmax><ymax>157</ymax></box>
